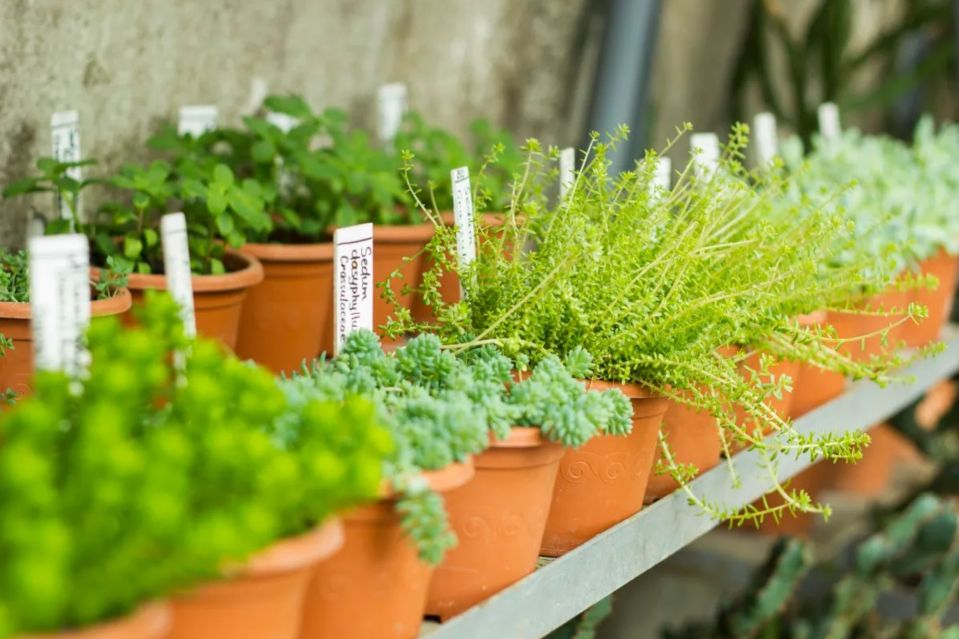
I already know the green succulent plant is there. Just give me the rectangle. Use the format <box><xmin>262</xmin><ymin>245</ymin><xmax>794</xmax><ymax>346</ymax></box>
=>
<box><xmin>0</xmin><ymin>294</ymin><xmax>390</xmax><ymax>637</ymax></box>
<box><xmin>386</xmin><ymin>123</ymin><xmax>925</xmax><ymax>525</ymax></box>
<box><xmin>285</xmin><ymin>329</ymin><xmax>630</xmax><ymax>563</ymax></box>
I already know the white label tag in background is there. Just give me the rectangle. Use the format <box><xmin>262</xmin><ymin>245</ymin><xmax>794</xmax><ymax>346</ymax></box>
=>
<box><xmin>333</xmin><ymin>223</ymin><xmax>374</xmax><ymax>356</ymax></box>
<box><xmin>817</xmin><ymin>102</ymin><xmax>841</xmax><ymax>141</ymax></box>
<box><xmin>690</xmin><ymin>133</ymin><xmax>720</xmax><ymax>180</ymax></box>
<box><xmin>651</xmin><ymin>156</ymin><xmax>672</xmax><ymax>195</ymax></box>
<box><xmin>28</xmin><ymin>234</ymin><xmax>90</xmax><ymax>376</ymax></box>
<box><xmin>160</xmin><ymin>213</ymin><xmax>197</xmax><ymax>338</ymax></box>
<box><xmin>51</xmin><ymin>110</ymin><xmax>82</xmax><ymax>227</ymax></box>
<box><xmin>559</xmin><ymin>147</ymin><xmax>575</xmax><ymax>199</ymax></box>
<box><xmin>451</xmin><ymin>167</ymin><xmax>476</xmax><ymax>272</ymax></box>
<box><xmin>753</xmin><ymin>111</ymin><xmax>779</xmax><ymax>166</ymax></box>
<box><xmin>177</xmin><ymin>105</ymin><xmax>218</xmax><ymax>137</ymax></box>
<box><xmin>377</xmin><ymin>83</ymin><xmax>408</xmax><ymax>144</ymax></box>
<box><xmin>266</xmin><ymin>111</ymin><xmax>298</xmax><ymax>133</ymax></box>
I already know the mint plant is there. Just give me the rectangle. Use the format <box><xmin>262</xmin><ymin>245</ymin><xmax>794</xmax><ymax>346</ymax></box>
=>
<box><xmin>286</xmin><ymin>329</ymin><xmax>631</xmax><ymax>563</ymax></box>
<box><xmin>0</xmin><ymin>294</ymin><xmax>390</xmax><ymax>637</ymax></box>
<box><xmin>2</xmin><ymin>157</ymin><xmax>99</xmax><ymax>234</ymax></box>
<box><xmin>387</xmin><ymin>124</ymin><xmax>926</xmax><ymax>525</ymax></box>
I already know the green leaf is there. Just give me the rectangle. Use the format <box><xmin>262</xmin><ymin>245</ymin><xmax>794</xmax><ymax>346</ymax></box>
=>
<box><xmin>207</xmin><ymin>188</ymin><xmax>228</xmax><ymax>216</ymax></box>
<box><xmin>210</xmin><ymin>257</ymin><xmax>226</xmax><ymax>275</ymax></box>
<box><xmin>251</xmin><ymin>140</ymin><xmax>275</xmax><ymax>163</ymax></box>
<box><xmin>123</xmin><ymin>235</ymin><xmax>143</xmax><ymax>261</ymax></box>
<box><xmin>213</xmin><ymin>164</ymin><xmax>234</xmax><ymax>188</ymax></box>
<box><xmin>143</xmin><ymin>228</ymin><xmax>159</xmax><ymax>248</ymax></box>
<box><xmin>132</xmin><ymin>192</ymin><xmax>150</xmax><ymax>210</ymax></box>
<box><xmin>215</xmin><ymin>213</ymin><xmax>234</xmax><ymax>236</ymax></box>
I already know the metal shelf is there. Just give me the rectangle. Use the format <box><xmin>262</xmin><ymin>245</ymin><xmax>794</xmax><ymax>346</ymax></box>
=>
<box><xmin>423</xmin><ymin>327</ymin><xmax>959</xmax><ymax>639</ymax></box>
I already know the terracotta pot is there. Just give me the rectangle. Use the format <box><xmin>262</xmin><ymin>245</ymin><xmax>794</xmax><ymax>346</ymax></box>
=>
<box><xmin>107</xmin><ymin>249</ymin><xmax>264</xmax><ymax>350</ymax></box>
<box><xmin>234</xmin><ymin>242</ymin><xmax>334</xmax><ymax>373</ymax></box>
<box><xmin>167</xmin><ymin>519</ymin><xmax>344</xmax><ymax>639</ymax></box>
<box><xmin>645</xmin><ymin>396</ymin><xmax>721</xmax><ymax>502</ymax></box>
<box><xmin>826</xmin><ymin>423</ymin><xmax>918</xmax><ymax>497</ymax></box>
<box><xmin>749</xmin><ymin>460</ymin><xmax>833</xmax><ymax>537</ymax></box>
<box><xmin>373</xmin><ymin>224</ymin><xmax>435</xmax><ymax>332</ymax></box>
<box><xmin>540</xmin><ymin>381</ymin><xmax>669</xmax><ymax>557</ymax></box>
<box><xmin>735</xmin><ymin>351</ymin><xmax>801</xmax><ymax>438</ymax></box>
<box><xmin>0</xmin><ymin>288</ymin><xmax>132</xmax><ymax>397</ymax></box>
<box><xmin>790</xmin><ymin>310</ymin><xmax>847</xmax><ymax>419</ymax></box>
<box><xmin>301</xmin><ymin>460</ymin><xmax>475</xmax><ymax>639</ymax></box>
<box><xmin>828</xmin><ymin>287</ymin><xmax>910</xmax><ymax>362</ymax></box>
<box><xmin>902</xmin><ymin>249</ymin><xmax>959</xmax><ymax>347</ymax></box>
<box><xmin>426</xmin><ymin>428</ymin><xmax>564</xmax><ymax>619</ymax></box>
<box><xmin>20</xmin><ymin>602</ymin><xmax>169</xmax><ymax>639</ymax></box>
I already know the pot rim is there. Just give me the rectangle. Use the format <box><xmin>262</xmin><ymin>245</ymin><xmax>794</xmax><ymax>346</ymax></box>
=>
<box><xmin>19</xmin><ymin>601</ymin><xmax>169</xmax><ymax>639</ymax></box>
<box><xmin>490</xmin><ymin>426</ymin><xmax>553</xmax><ymax>448</ymax></box>
<box><xmin>93</xmin><ymin>249</ymin><xmax>264</xmax><ymax>293</ymax></box>
<box><xmin>241</xmin><ymin>517</ymin><xmax>344</xmax><ymax>577</ymax></box>
<box><xmin>0</xmin><ymin>287</ymin><xmax>133</xmax><ymax>321</ymax></box>
<box><xmin>240</xmin><ymin>241</ymin><xmax>334</xmax><ymax>262</ymax></box>
<box><xmin>380</xmin><ymin>458</ymin><xmax>475</xmax><ymax>499</ymax></box>
<box><xmin>371</xmin><ymin>222</ymin><xmax>437</xmax><ymax>243</ymax></box>
<box><xmin>583</xmin><ymin>378</ymin><xmax>658</xmax><ymax>399</ymax></box>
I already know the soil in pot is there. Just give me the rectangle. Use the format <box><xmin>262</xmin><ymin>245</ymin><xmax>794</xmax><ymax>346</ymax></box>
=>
<box><xmin>108</xmin><ymin>249</ymin><xmax>264</xmax><ymax>350</ymax></box>
<box><xmin>20</xmin><ymin>601</ymin><xmax>169</xmax><ymax>639</ymax></box>
<box><xmin>902</xmin><ymin>248</ymin><xmax>959</xmax><ymax>347</ymax></box>
<box><xmin>166</xmin><ymin>519</ymin><xmax>343</xmax><ymax>639</ymax></box>
<box><xmin>373</xmin><ymin>224</ymin><xmax>434</xmax><ymax>334</ymax></box>
<box><xmin>426</xmin><ymin>428</ymin><xmax>564</xmax><ymax>619</ymax></box>
<box><xmin>301</xmin><ymin>460</ymin><xmax>475</xmax><ymax>639</ymax></box>
<box><xmin>235</xmin><ymin>242</ymin><xmax>334</xmax><ymax>373</ymax></box>
<box><xmin>540</xmin><ymin>381</ymin><xmax>669</xmax><ymax>557</ymax></box>
<box><xmin>0</xmin><ymin>288</ymin><xmax>132</xmax><ymax>397</ymax></box>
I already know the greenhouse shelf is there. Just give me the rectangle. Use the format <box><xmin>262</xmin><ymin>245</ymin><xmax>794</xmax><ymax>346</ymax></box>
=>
<box><xmin>421</xmin><ymin>326</ymin><xmax>959</xmax><ymax>639</ymax></box>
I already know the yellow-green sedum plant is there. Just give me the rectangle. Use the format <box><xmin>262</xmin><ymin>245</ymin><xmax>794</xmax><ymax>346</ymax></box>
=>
<box><xmin>386</xmin><ymin>124</ymin><xmax>929</xmax><ymax>525</ymax></box>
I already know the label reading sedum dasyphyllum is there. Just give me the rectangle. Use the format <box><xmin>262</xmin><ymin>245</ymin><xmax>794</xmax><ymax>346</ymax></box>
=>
<box><xmin>559</xmin><ymin>147</ymin><xmax>576</xmax><ymax>199</ymax></box>
<box><xmin>690</xmin><ymin>133</ymin><xmax>720</xmax><ymax>180</ymax></box>
<box><xmin>377</xmin><ymin>83</ymin><xmax>408</xmax><ymax>144</ymax></box>
<box><xmin>160</xmin><ymin>213</ymin><xmax>197</xmax><ymax>337</ymax></box>
<box><xmin>51</xmin><ymin>110</ymin><xmax>83</xmax><ymax>226</ymax></box>
<box><xmin>753</xmin><ymin>112</ymin><xmax>779</xmax><ymax>166</ymax></box>
<box><xmin>333</xmin><ymin>223</ymin><xmax>374</xmax><ymax>356</ymax></box>
<box><xmin>178</xmin><ymin>105</ymin><xmax>218</xmax><ymax>137</ymax></box>
<box><xmin>28</xmin><ymin>233</ymin><xmax>91</xmax><ymax>376</ymax></box>
<box><xmin>817</xmin><ymin>102</ymin><xmax>841</xmax><ymax>141</ymax></box>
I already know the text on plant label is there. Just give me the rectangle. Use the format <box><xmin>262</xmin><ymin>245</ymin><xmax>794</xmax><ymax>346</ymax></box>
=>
<box><xmin>333</xmin><ymin>223</ymin><xmax>374</xmax><ymax>355</ymax></box>
<box><xmin>51</xmin><ymin>110</ymin><xmax>83</xmax><ymax>226</ymax></box>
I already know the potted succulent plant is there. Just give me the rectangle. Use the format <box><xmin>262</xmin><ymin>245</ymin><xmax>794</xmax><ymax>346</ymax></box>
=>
<box><xmin>0</xmin><ymin>294</ymin><xmax>391</xmax><ymax>639</ymax></box>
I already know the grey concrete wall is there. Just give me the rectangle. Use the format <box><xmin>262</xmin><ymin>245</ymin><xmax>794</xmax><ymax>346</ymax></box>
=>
<box><xmin>0</xmin><ymin>0</ymin><xmax>600</xmax><ymax>246</ymax></box>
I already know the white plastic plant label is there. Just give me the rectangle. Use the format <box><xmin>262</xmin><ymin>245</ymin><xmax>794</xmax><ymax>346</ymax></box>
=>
<box><xmin>817</xmin><ymin>102</ymin><xmax>841</xmax><ymax>141</ymax></box>
<box><xmin>28</xmin><ymin>233</ymin><xmax>90</xmax><ymax>376</ymax></box>
<box><xmin>377</xmin><ymin>83</ymin><xmax>408</xmax><ymax>144</ymax></box>
<box><xmin>177</xmin><ymin>105</ymin><xmax>218</xmax><ymax>137</ymax></box>
<box><xmin>51</xmin><ymin>110</ymin><xmax>82</xmax><ymax>226</ymax></box>
<box><xmin>690</xmin><ymin>133</ymin><xmax>720</xmax><ymax>180</ymax></box>
<box><xmin>266</xmin><ymin>111</ymin><xmax>298</xmax><ymax>133</ymax></box>
<box><xmin>451</xmin><ymin>167</ymin><xmax>476</xmax><ymax>271</ymax></box>
<box><xmin>559</xmin><ymin>147</ymin><xmax>576</xmax><ymax>199</ymax></box>
<box><xmin>160</xmin><ymin>213</ymin><xmax>197</xmax><ymax>337</ymax></box>
<box><xmin>753</xmin><ymin>112</ymin><xmax>779</xmax><ymax>165</ymax></box>
<box><xmin>651</xmin><ymin>156</ymin><xmax>672</xmax><ymax>195</ymax></box>
<box><xmin>333</xmin><ymin>223</ymin><xmax>374</xmax><ymax>356</ymax></box>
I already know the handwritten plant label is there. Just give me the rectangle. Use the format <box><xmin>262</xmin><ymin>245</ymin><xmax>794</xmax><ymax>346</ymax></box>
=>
<box><xmin>28</xmin><ymin>233</ymin><xmax>90</xmax><ymax>376</ymax></box>
<box><xmin>377</xmin><ymin>83</ymin><xmax>408</xmax><ymax>144</ymax></box>
<box><xmin>160</xmin><ymin>213</ymin><xmax>197</xmax><ymax>337</ymax></box>
<box><xmin>333</xmin><ymin>223</ymin><xmax>374</xmax><ymax>355</ymax></box>
<box><xmin>817</xmin><ymin>102</ymin><xmax>841</xmax><ymax>141</ymax></box>
<box><xmin>177</xmin><ymin>105</ymin><xmax>218</xmax><ymax>137</ymax></box>
<box><xmin>651</xmin><ymin>156</ymin><xmax>672</xmax><ymax>196</ymax></box>
<box><xmin>753</xmin><ymin>112</ymin><xmax>779</xmax><ymax>165</ymax></box>
<box><xmin>690</xmin><ymin>133</ymin><xmax>720</xmax><ymax>180</ymax></box>
<box><xmin>51</xmin><ymin>110</ymin><xmax>82</xmax><ymax>226</ymax></box>
<box><xmin>559</xmin><ymin>147</ymin><xmax>575</xmax><ymax>199</ymax></box>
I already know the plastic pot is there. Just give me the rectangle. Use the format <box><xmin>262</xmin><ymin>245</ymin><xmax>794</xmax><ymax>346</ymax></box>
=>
<box><xmin>902</xmin><ymin>248</ymin><xmax>959</xmax><ymax>347</ymax></box>
<box><xmin>645</xmin><ymin>396</ymin><xmax>721</xmax><ymax>502</ymax></box>
<box><xmin>107</xmin><ymin>249</ymin><xmax>264</xmax><ymax>350</ymax></box>
<box><xmin>20</xmin><ymin>602</ymin><xmax>169</xmax><ymax>639</ymax></box>
<box><xmin>166</xmin><ymin>519</ymin><xmax>344</xmax><ymax>639</ymax></box>
<box><xmin>301</xmin><ymin>460</ymin><xmax>475</xmax><ymax>639</ymax></box>
<box><xmin>235</xmin><ymin>242</ymin><xmax>334</xmax><ymax>373</ymax></box>
<box><xmin>0</xmin><ymin>288</ymin><xmax>132</xmax><ymax>396</ymax></box>
<box><xmin>540</xmin><ymin>381</ymin><xmax>668</xmax><ymax>557</ymax></box>
<box><xmin>426</xmin><ymin>428</ymin><xmax>564</xmax><ymax>618</ymax></box>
